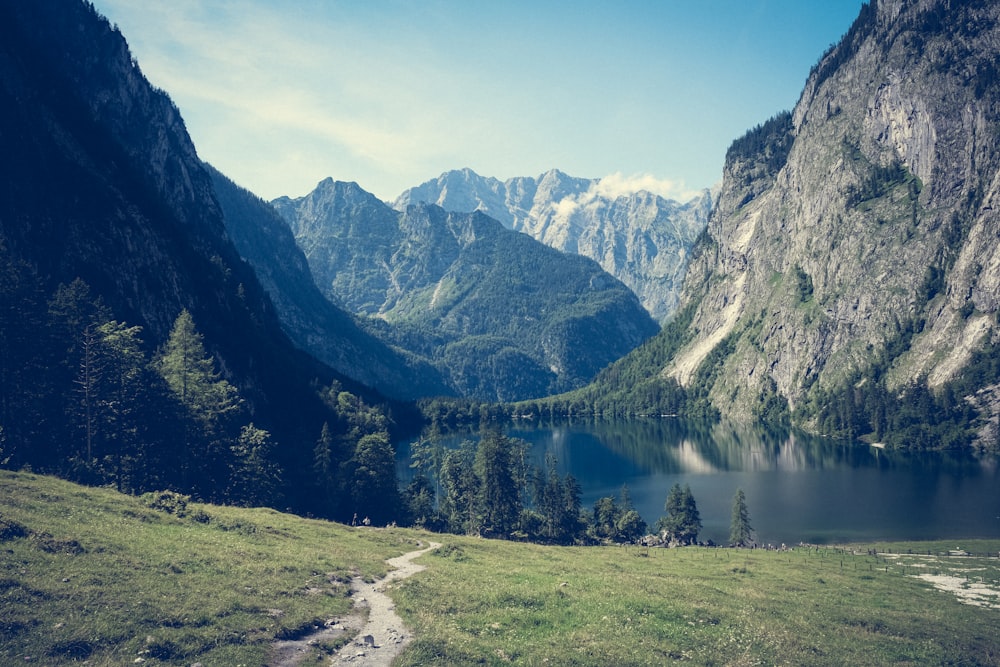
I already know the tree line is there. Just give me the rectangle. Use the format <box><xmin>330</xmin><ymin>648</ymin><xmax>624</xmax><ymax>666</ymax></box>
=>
<box><xmin>399</xmin><ymin>428</ymin><xmax>758</xmax><ymax>547</ymax></box>
<box><xmin>0</xmin><ymin>261</ymin><xmax>397</xmax><ymax>518</ymax></box>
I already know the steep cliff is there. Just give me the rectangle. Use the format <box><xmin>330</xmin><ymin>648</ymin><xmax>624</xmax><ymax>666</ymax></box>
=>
<box><xmin>661</xmin><ymin>0</ymin><xmax>1000</xmax><ymax>445</ymax></box>
<box><xmin>395</xmin><ymin>169</ymin><xmax>710</xmax><ymax>321</ymax></box>
<box><xmin>0</xmin><ymin>1</ymin><xmax>393</xmax><ymax>505</ymax></box>
<box><xmin>274</xmin><ymin>180</ymin><xmax>660</xmax><ymax>401</ymax></box>
<box><xmin>567</xmin><ymin>0</ymin><xmax>1000</xmax><ymax>448</ymax></box>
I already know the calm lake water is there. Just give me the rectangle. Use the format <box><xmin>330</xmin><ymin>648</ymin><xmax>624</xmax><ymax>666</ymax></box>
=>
<box><xmin>398</xmin><ymin>419</ymin><xmax>1000</xmax><ymax>545</ymax></box>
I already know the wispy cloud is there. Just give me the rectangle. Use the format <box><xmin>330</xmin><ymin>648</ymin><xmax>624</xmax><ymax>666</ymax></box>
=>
<box><xmin>593</xmin><ymin>173</ymin><xmax>703</xmax><ymax>203</ymax></box>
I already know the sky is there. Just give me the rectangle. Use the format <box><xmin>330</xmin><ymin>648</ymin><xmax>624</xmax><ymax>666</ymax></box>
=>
<box><xmin>91</xmin><ymin>1</ymin><xmax>866</xmax><ymax>203</ymax></box>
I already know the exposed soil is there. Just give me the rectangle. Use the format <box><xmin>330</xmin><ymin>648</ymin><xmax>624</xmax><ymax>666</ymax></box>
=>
<box><xmin>271</xmin><ymin>540</ymin><xmax>440</xmax><ymax>666</ymax></box>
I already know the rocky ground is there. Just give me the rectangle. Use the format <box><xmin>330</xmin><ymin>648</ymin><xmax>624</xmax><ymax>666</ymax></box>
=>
<box><xmin>271</xmin><ymin>541</ymin><xmax>440</xmax><ymax>666</ymax></box>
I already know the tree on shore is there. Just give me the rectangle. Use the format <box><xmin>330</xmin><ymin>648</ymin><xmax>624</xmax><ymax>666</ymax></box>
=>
<box><xmin>656</xmin><ymin>483</ymin><xmax>701</xmax><ymax>545</ymax></box>
<box><xmin>729</xmin><ymin>488</ymin><xmax>754</xmax><ymax>547</ymax></box>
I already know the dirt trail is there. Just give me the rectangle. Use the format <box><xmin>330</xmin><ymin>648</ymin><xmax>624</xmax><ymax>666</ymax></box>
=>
<box><xmin>271</xmin><ymin>540</ymin><xmax>440</xmax><ymax>666</ymax></box>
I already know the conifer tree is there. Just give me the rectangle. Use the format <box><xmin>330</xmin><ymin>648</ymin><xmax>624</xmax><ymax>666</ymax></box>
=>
<box><xmin>96</xmin><ymin>320</ymin><xmax>147</xmax><ymax>492</ymax></box>
<box><xmin>440</xmin><ymin>441</ymin><xmax>479</xmax><ymax>534</ymax></box>
<box><xmin>153</xmin><ymin>309</ymin><xmax>242</xmax><ymax>493</ymax></box>
<box><xmin>313</xmin><ymin>422</ymin><xmax>335</xmax><ymax>504</ymax></box>
<box><xmin>656</xmin><ymin>483</ymin><xmax>702</xmax><ymax>545</ymax></box>
<box><xmin>349</xmin><ymin>432</ymin><xmax>400</xmax><ymax>525</ymax></box>
<box><xmin>560</xmin><ymin>473</ymin><xmax>583</xmax><ymax>541</ymax></box>
<box><xmin>154</xmin><ymin>310</ymin><xmax>241</xmax><ymax>431</ymax></box>
<box><xmin>591</xmin><ymin>495</ymin><xmax>621</xmax><ymax>541</ymax></box>
<box><xmin>229</xmin><ymin>423</ymin><xmax>282</xmax><ymax>507</ymax></box>
<box><xmin>474</xmin><ymin>431</ymin><xmax>521</xmax><ymax>537</ymax></box>
<box><xmin>729</xmin><ymin>488</ymin><xmax>754</xmax><ymax>547</ymax></box>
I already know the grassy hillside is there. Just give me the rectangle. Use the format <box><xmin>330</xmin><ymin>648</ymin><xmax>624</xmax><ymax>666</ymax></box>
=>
<box><xmin>2</xmin><ymin>471</ymin><xmax>998</xmax><ymax>665</ymax></box>
<box><xmin>0</xmin><ymin>471</ymin><xmax>420</xmax><ymax>665</ymax></box>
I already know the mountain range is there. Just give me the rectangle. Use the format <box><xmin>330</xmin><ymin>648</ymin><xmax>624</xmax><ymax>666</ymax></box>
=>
<box><xmin>207</xmin><ymin>165</ymin><xmax>451</xmax><ymax>400</ymax></box>
<box><xmin>271</xmin><ymin>179</ymin><xmax>659</xmax><ymax>401</ymax></box>
<box><xmin>3</xmin><ymin>0</ymin><xmax>999</xmax><ymax>513</ymax></box>
<box><xmin>394</xmin><ymin>168</ymin><xmax>711</xmax><ymax>321</ymax></box>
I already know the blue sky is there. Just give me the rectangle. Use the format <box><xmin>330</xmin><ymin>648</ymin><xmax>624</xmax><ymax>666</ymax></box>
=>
<box><xmin>91</xmin><ymin>1</ymin><xmax>865</xmax><ymax>202</ymax></box>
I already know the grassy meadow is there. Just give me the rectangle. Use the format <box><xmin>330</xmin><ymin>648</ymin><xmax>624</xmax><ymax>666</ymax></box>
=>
<box><xmin>1</xmin><ymin>470</ymin><xmax>998</xmax><ymax>665</ymax></box>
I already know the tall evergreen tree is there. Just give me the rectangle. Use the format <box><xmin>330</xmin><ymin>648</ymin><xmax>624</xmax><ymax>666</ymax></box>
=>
<box><xmin>228</xmin><ymin>423</ymin><xmax>283</xmax><ymax>507</ymax></box>
<box><xmin>154</xmin><ymin>310</ymin><xmax>241</xmax><ymax>431</ymax></box>
<box><xmin>657</xmin><ymin>483</ymin><xmax>702</xmax><ymax>545</ymax></box>
<box><xmin>96</xmin><ymin>320</ymin><xmax>147</xmax><ymax>492</ymax></box>
<box><xmin>153</xmin><ymin>309</ymin><xmax>242</xmax><ymax>494</ymax></box>
<box><xmin>313</xmin><ymin>421</ymin><xmax>336</xmax><ymax>512</ymax></box>
<box><xmin>591</xmin><ymin>495</ymin><xmax>621</xmax><ymax>541</ymax></box>
<box><xmin>349</xmin><ymin>432</ymin><xmax>400</xmax><ymax>525</ymax></box>
<box><xmin>474</xmin><ymin>431</ymin><xmax>521</xmax><ymax>537</ymax></box>
<box><xmin>48</xmin><ymin>279</ymin><xmax>112</xmax><ymax>477</ymax></box>
<box><xmin>440</xmin><ymin>440</ymin><xmax>479</xmax><ymax>535</ymax></box>
<box><xmin>729</xmin><ymin>488</ymin><xmax>754</xmax><ymax>547</ymax></box>
<box><xmin>560</xmin><ymin>473</ymin><xmax>584</xmax><ymax>541</ymax></box>
<box><xmin>0</xmin><ymin>245</ymin><xmax>49</xmax><ymax>469</ymax></box>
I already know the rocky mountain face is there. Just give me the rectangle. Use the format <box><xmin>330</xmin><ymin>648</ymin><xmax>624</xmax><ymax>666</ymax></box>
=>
<box><xmin>394</xmin><ymin>168</ymin><xmax>711</xmax><ymax>321</ymax></box>
<box><xmin>273</xmin><ymin>180</ymin><xmax>660</xmax><ymax>401</ymax></box>
<box><xmin>207</xmin><ymin>166</ymin><xmax>451</xmax><ymax>400</ymax></box>
<box><xmin>650</xmin><ymin>0</ymin><xmax>1000</xmax><ymax>441</ymax></box>
<box><xmin>0</xmin><ymin>1</ymin><xmax>384</xmax><ymax>503</ymax></box>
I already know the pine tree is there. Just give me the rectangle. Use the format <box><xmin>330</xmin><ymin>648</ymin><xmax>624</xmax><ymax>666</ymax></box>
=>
<box><xmin>591</xmin><ymin>496</ymin><xmax>621</xmax><ymax>541</ymax></box>
<box><xmin>154</xmin><ymin>310</ymin><xmax>241</xmax><ymax>430</ymax></box>
<box><xmin>474</xmin><ymin>431</ymin><xmax>521</xmax><ymax>538</ymax></box>
<box><xmin>96</xmin><ymin>320</ymin><xmax>147</xmax><ymax>492</ymax></box>
<box><xmin>656</xmin><ymin>483</ymin><xmax>702</xmax><ymax>545</ymax></box>
<box><xmin>440</xmin><ymin>441</ymin><xmax>479</xmax><ymax>534</ymax></box>
<box><xmin>729</xmin><ymin>488</ymin><xmax>754</xmax><ymax>547</ymax></box>
<box><xmin>560</xmin><ymin>473</ymin><xmax>583</xmax><ymax>542</ymax></box>
<box><xmin>0</xmin><ymin>245</ymin><xmax>48</xmax><ymax>469</ymax></box>
<box><xmin>48</xmin><ymin>279</ymin><xmax>111</xmax><ymax>478</ymax></box>
<box><xmin>313</xmin><ymin>422</ymin><xmax>335</xmax><ymax>509</ymax></box>
<box><xmin>153</xmin><ymin>309</ymin><xmax>242</xmax><ymax>493</ymax></box>
<box><xmin>349</xmin><ymin>432</ymin><xmax>400</xmax><ymax>525</ymax></box>
<box><xmin>229</xmin><ymin>423</ymin><xmax>282</xmax><ymax>507</ymax></box>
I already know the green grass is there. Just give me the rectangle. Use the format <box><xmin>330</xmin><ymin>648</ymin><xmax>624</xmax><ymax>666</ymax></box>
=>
<box><xmin>2</xmin><ymin>471</ymin><xmax>999</xmax><ymax>665</ymax></box>
<box><xmin>0</xmin><ymin>470</ymin><xmax>424</xmax><ymax>665</ymax></box>
<box><xmin>392</xmin><ymin>539</ymin><xmax>1000</xmax><ymax>665</ymax></box>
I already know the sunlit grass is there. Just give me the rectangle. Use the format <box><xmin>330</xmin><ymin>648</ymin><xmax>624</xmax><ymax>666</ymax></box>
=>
<box><xmin>2</xmin><ymin>470</ymin><xmax>998</xmax><ymax>665</ymax></box>
<box><xmin>394</xmin><ymin>539</ymin><xmax>1000</xmax><ymax>665</ymax></box>
<box><xmin>0</xmin><ymin>470</ymin><xmax>422</xmax><ymax>665</ymax></box>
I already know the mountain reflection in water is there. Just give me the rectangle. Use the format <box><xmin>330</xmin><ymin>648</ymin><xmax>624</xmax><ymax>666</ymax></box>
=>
<box><xmin>399</xmin><ymin>418</ymin><xmax>1000</xmax><ymax>545</ymax></box>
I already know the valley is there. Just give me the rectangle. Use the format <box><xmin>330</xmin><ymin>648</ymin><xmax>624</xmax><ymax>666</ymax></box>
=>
<box><xmin>2</xmin><ymin>0</ymin><xmax>1000</xmax><ymax>663</ymax></box>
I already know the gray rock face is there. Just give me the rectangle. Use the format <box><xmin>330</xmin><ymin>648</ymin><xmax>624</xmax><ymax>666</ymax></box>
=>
<box><xmin>666</xmin><ymin>0</ymin><xmax>1000</xmax><ymax>429</ymax></box>
<box><xmin>394</xmin><ymin>169</ymin><xmax>710</xmax><ymax>321</ymax></box>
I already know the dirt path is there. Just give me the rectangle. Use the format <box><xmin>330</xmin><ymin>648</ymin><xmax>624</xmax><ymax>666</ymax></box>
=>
<box><xmin>271</xmin><ymin>540</ymin><xmax>440</xmax><ymax>666</ymax></box>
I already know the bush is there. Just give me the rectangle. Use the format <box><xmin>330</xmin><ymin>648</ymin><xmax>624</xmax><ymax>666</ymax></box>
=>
<box><xmin>141</xmin><ymin>490</ymin><xmax>191</xmax><ymax>517</ymax></box>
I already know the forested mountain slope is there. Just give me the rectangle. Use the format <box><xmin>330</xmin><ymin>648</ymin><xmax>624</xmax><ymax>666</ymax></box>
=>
<box><xmin>273</xmin><ymin>179</ymin><xmax>660</xmax><ymax>401</ymax></box>
<box><xmin>395</xmin><ymin>168</ymin><xmax>711</xmax><ymax>321</ymax></box>
<box><xmin>207</xmin><ymin>165</ymin><xmax>451</xmax><ymax>400</ymax></box>
<box><xmin>567</xmin><ymin>0</ymin><xmax>1000</xmax><ymax>450</ymax></box>
<box><xmin>0</xmin><ymin>1</ymin><xmax>400</xmax><ymax>517</ymax></box>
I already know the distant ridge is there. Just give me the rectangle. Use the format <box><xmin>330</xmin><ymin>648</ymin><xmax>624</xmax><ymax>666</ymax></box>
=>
<box><xmin>395</xmin><ymin>168</ymin><xmax>711</xmax><ymax>321</ymax></box>
<box><xmin>273</xmin><ymin>178</ymin><xmax>660</xmax><ymax>402</ymax></box>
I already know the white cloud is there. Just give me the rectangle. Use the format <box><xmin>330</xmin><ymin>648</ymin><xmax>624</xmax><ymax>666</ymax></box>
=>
<box><xmin>554</xmin><ymin>197</ymin><xmax>580</xmax><ymax>218</ymax></box>
<box><xmin>593</xmin><ymin>172</ymin><xmax>702</xmax><ymax>203</ymax></box>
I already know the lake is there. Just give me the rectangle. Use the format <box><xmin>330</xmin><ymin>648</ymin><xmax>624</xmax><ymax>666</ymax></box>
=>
<box><xmin>397</xmin><ymin>418</ymin><xmax>1000</xmax><ymax>545</ymax></box>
